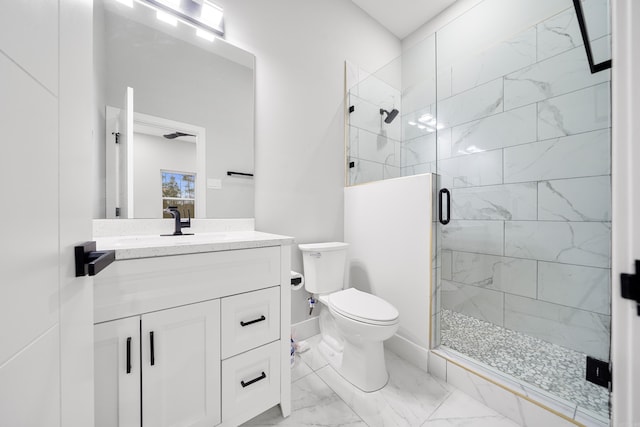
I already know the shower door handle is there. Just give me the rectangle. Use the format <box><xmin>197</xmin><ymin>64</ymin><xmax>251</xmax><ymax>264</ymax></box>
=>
<box><xmin>439</xmin><ymin>188</ymin><xmax>450</xmax><ymax>225</ymax></box>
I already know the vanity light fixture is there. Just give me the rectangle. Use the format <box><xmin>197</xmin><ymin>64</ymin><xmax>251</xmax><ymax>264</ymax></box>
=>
<box><xmin>144</xmin><ymin>0</ymin><xmax>225</xmax><ymax>37</ymax></box>
<box><xmin>114</xmin><ymin>0</ymin><xmax>224</xmax><ymax>38</ymax></box>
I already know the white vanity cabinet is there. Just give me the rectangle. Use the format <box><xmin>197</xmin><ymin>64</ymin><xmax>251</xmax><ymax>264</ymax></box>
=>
<box><xmin>94</xmin><ymin>300</ymin><xmax>221</xmax><ymax>427</ymax></box>
<box><xmin>93</xmin><ymin>237</ymin><xmax>292</xmax><ymax>427</ymax></box>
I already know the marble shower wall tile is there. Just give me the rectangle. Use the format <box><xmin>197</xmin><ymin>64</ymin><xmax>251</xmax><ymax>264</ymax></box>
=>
<box><xmin>538</xmin><ymin>82</ymin><xmax>611</xmax><ymax>140</ymax></box>
<box><xmin>437</xmin><ymin>78</ymin><xmax>504</xmax><ymax>129</ymax></box>
<box><xmin>438</xmin><ymin>149</ymin><xmax>503</xmax><ymax>188</ymax></box>
<box><xmin>441</xmin><ymin>220</ymin><xmax>505</xmax><ymax>256</ymax></box>
<box><xmin>351</xmin><ymin>128</ymin><xmax>400</xmax><ymax>167</ymax></box>
<box><xmin>590</xmin><ymin>34</ymin><xmax>612</xmax><ymax>68</ymax></box>
<box><xmin>402</xmin><ymin>34</ymin><xmax>435</xmax><ymax>95</ymax></box>
<box><xmin>581</xmin><ymin>0</ymin><xmax>611</xmax><ymax>42</ymax></box>
<box><xmin>503</xmin><ymin>129</ymin><xmax>610</xmax><ymax>184</ymax></box>
<box><xmin>356</xmin><ymin>72</ymin><xmax>401</xmax><ymax>110</ymax></box>
<box><xmin>538</xmin><ymin>176</ymin><xmax>611</xmax><ymax>221</ymax></box>
<box><xmin>451</xmin><ymin>104</ymin><xmax>537</xmax><ymax>156</ymax></box>
<box><xmin>401</xmin><ymin>133</ymin><xmax>436</xmax><ymax>167</ymax></box>
<box><xmin>537</xmin><ymin>2</ymin><xmax>610</xmax><ymax>62</ymax></box>
<box><xmin>538</xmin><ymin>261</ymin><xmax>611</xmax><ymax>315</ymax></box>
<box><xmin>442</xmin><ymin>280</ymin><xmax>504</xmax><ymax>326</ymax></box>
<box><xmin>451</xmin><ymin>183</ymin><xmax>537</xmax><ymax>220</ymax></box>
<box><xmin>401</xmin><ymin>163</ymin><xmax>433</xmax><ymax>177</ymax></box>
<box><xmin>437</xmin><ymin>128</ymin><xmax>452</xmax><ymax>160</ymax></box>
<box><xmin>451</xmin><ymin>28</ymin><xmax>537</xmax><ymax>96</ymax></box>
<box><xmin>402</xmin><ymin>78</ymin><xmax>436</xmax><ymax>117</ymax></box>
<box><xmin>504</xmin><ymin>45</ymin><xmax>610</xmax><ymax>111</ymax></box>
<box><xmin>536</xmin><ymin>7</ymin><xmax>583</xmax><ymax>62</ymax></box>
<box><xmin>383</xmin><ymin>164</ymin><xmax>401</xmax><ymax>179</ymax></box>
<box><xmin>349</xmin><ymin>159</ymin><xmax>383</xmax><ymax>186</ymax></box>
<box><xmin>451</xmin><ymin>252</ymin><xmax>537</xmax><ymax>298</ymax></box>
<box><xmin>504</xmin><ymin>294</ymin><xmax>611</xmax><ymax>360</ymax></box>
<box><xmin>505</xmin><ymin>221</ymin><xmax>611</xmax><ymax>268</ymax></box>
<box><xmin>441</xmin><ymin>250</ymin><xmax>452</xmax><ymax>281</ymax></box>
<box><xmin>402</xmin><ymin>104</ymin><xmax>436</xmax><ymax>141</ymax></box>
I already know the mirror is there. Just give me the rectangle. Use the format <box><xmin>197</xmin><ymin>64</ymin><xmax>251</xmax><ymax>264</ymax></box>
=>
<box><xmin>94</xmin><ymin>0</ymin><xmax>255</xmax><ymax>219</ymax></box>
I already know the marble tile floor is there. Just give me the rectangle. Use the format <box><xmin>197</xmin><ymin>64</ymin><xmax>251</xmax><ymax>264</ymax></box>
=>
<box><xmin>440</xmin><ymin>309</ymin><xmax>610</xmax><ymax>419</ymax></box>
<box><xmin>242</xmin><ymin>335</ymin><xmax>521</xmax><ymax>427</ymax></box>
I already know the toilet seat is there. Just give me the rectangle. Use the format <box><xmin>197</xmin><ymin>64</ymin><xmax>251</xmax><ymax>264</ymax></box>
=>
<box><xmin>328</xmin><ymin>288</ymin><xmax>399</xmax><ymax>326</ymax></box>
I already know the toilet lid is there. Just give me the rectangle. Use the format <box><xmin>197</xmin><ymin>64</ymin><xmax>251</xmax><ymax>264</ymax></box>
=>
<box><xmin>328</xmin><ymin>288</ymin><xmax>399</xmax><ymax>325</ymax></box>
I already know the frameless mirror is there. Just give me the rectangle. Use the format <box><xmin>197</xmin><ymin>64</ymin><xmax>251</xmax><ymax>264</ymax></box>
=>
<box><xmin>94</xmin><ymin>0</ymin><xmax>255</xmax><ymax>219</ymax></box>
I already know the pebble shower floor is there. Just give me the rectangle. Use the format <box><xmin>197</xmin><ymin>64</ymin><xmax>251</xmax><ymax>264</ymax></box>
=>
<box><xmin>440</xmin><ymin>309</ymin><xmax>609</xmax><ymax>418</ymax></box>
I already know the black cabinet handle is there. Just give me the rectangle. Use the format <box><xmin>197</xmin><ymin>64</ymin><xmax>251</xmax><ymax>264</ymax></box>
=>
<box><xmin>240</xmin><ymin>315</ymin><xmax>266</xmax><ymax>327</ymax></box>
<box><xmin>150</xmin><ymin>331</ymin><xmax>155</xmax><ymax>366</ymax></box>
<box><xmin>126</xmin><ymin>337</ymin><xmax>132</xmax><ymax>374</ymax></box>
<box><xmin>241</xmin><ymin>371</ymin><xmax>266</xmax><ymax>388</ymax></box>
<box><xmin>439</xmin><ymin>188</ymin><xmax>451</xmax><ymax>225</ymax></box>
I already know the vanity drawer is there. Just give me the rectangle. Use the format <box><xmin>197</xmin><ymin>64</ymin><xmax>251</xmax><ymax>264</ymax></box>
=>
<box><xmin>221</xmin><ymin>286</ymin><xmax>280</xmax><ymax>359</ymax></box>
<box><xmin>221</xmin><ymin>341</ymin><xmax>280</xmax><ymax>425</ymax></box>
<box><xmin>94</xmin><ymin>246</ymin><xmax>281</xmax><ymax>323</ymax></box>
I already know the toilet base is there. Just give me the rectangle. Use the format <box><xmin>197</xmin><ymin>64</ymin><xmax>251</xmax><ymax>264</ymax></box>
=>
<box><xmin>338</xmin><ymin>338</ymin><xmax>389</xmax><ymax>392</ymax></box>
<box><xmin>317</xmin><ymin>327</ymin><xmax>390</xmax><ymax>392</ymax></box>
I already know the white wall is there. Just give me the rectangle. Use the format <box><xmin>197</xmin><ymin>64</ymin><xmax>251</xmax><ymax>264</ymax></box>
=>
<box><xmin>133</xmin><ymin>133</ymin><xmax>197</xmax><ymax>218</ymax></box>
<box><xmin>214</xmin><ymin>0</ymin><xmax>402</xmax><ymax>324</ymax></box>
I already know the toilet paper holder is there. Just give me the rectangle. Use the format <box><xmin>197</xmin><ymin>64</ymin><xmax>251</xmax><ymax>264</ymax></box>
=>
<box><xmin>290</xmin><ymin>271</ymin><xmax>304</xmax><ymax>290</ymax></box>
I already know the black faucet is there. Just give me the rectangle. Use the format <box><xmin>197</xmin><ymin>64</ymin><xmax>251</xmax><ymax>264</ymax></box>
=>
<box><xmin>162</xmin><ymin>206</ymin><xmax>193</xmax><ymax>236</ymax></box>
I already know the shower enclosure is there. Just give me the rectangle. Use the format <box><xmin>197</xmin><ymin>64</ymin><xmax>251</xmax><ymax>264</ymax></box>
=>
<box><xmin>347</xmin><ymin>0</ymin><xmax>611</xmax><ymax>424</ymax></box>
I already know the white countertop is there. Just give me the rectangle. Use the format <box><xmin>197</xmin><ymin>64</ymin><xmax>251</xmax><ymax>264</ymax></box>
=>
<box><xmin>95</xmin><ymin>230</ymin><xmax>295</xmax><ymax>260</ymax></box>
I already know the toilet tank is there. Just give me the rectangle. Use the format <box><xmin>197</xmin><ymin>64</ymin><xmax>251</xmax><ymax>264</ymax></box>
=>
<box><xmin>299</xmin><ymin>242</ymin><xmax>348</xmax><ymax>294</ymax></box>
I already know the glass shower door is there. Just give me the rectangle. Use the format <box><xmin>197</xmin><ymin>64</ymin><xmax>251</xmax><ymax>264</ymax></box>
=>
<box><xmin>433</xmin><ymin>1</ymin><xmax>612</xmax><ymax>420</ymax></box>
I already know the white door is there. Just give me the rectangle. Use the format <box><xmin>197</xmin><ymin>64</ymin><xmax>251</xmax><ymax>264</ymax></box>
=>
<box><xmin>95</xmin><ymin>317</ymin><xmax>141</xmax><ymax>427</ymax></box>
<box><xmin>141</xmin><ymin>300</ymin><xmax>221</xmax><ymax>427</ymax></box>
<box><xmin>0</xmin><ymin>1</ymin><xmax>94</xmax><ymax>426</ymax></box>
<box><xmin>612</xmin><ymin>0</ymin><xmax>640</xmax><ymax>424</ymax></box>
<box><xmin>106</xmin><ymin>87</ymin><xmax>134</xmax><ymax>218</ymax></box>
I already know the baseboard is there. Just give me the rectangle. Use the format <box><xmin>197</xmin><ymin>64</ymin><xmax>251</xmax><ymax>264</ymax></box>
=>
<box><xmin>291</xmin><ymin>317</ymin><xmax>320</xmax><ymax>341</ymax></box>
<box><xmin>384</xmin><ymin>334</ymin><xmax>429</xmax><ymax>373</ymax></box>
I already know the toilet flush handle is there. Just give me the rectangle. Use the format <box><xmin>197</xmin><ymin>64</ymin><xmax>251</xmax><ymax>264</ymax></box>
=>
<box><xmin>309</xmin><ymin>252</ymin><xmax>322</xmax><ymax>258</ymax></box>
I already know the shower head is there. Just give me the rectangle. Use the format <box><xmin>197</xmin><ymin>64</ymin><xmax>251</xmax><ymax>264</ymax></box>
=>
<box><xmin>380</xmin><ymin>108</ymin><xmax>399</xmax><ymax>124</ymax></box>
<box><xmin>163</xmin><ymin>131</ymin><xmax>195</xmax><ymax>139</ymax></box>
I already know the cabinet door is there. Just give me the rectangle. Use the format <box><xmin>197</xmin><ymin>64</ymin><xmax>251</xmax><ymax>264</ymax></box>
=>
<box><xmin>141</xmin><ymin>299</ymin><xmax>221</xmax><ymax>427</ymax></box>
<box><xmin>94</xmin><ymin>317</ymin><xmax>141</xmax><ymax>427</ymax></box>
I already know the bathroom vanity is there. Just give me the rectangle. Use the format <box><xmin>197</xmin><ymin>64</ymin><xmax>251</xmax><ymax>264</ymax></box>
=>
<box><xmin>92</xmin><ymin>222</ymin><xmax>293</xmax><ymax>427</ymax></box>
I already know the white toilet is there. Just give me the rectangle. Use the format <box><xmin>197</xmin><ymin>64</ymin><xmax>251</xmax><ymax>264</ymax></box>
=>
<box><xmin>299</xmin><ymin>242</ymin><xmax>399</xmax><ymax>392</ymax></box>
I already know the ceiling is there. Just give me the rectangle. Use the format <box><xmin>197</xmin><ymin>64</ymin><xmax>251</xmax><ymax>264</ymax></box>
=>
<box><xmin>351</xmin><ymin>0</ymin><xmax>457</xmax><ymax>39</ymax></box>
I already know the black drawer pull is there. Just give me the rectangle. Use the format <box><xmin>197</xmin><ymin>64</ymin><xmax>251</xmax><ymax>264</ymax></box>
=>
<box><xmin>126</xmin><ymin>337</ymin><xmax>132</xmax><ymax>374</ymax></box>
<box><xmin>150</xmin><ymin>331</ymin><xmax>155</xmax><ymax>366</ymax></box>
<box><xmin>240</xmin><ymin>315</ymin><xmax>266</xmax><ymax>327</ymax></box>
<box><xmin>241</xmin><ymin>371</ymin><xmax>266</xmax><ymax>388</ymax></box>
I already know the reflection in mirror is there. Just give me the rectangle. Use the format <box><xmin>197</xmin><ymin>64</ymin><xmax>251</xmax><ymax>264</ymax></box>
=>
<box><xmin>105</xmin><ymin>106</ymin><xmax>206</xmax><ymax>219</ymax></box>
<box><xmin>94</xmin><ymin>0</ymin><xmax>255</xmax><ymax>219</ymax></box>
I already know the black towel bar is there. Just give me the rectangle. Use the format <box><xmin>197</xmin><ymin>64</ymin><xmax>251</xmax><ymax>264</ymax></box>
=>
<box><xmin>227</xmin><ymin>171</ymin><xmax>254</xmax><ymax>177</ymax></box>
